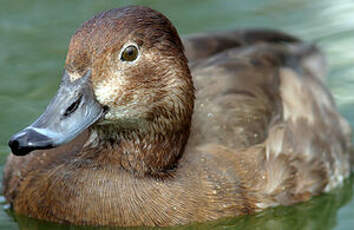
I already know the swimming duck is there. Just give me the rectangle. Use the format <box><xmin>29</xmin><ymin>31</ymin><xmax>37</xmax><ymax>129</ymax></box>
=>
<box><xmin>3</xmin><ymin>6</ymin><xmax>352</xmax><ymax>227</ymax></box>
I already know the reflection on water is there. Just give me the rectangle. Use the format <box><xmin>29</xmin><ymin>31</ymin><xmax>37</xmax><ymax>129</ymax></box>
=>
<box><xmin>1</xmin><ymin>0</ymin><xmax>354</xmax><ymax>229</ymax></box>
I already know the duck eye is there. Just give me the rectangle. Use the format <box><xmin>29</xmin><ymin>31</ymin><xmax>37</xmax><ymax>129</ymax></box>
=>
<box><xmin>121</xmin><ymin>45</ymin><xmax>138</xmax><ymax>62</ymax></box>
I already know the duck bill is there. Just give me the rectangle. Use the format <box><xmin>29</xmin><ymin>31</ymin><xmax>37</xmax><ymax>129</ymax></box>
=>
<box><xmin>8</xmin><ymin>70</ymin><xmax>104</xmax><ymax>156</ymax></box>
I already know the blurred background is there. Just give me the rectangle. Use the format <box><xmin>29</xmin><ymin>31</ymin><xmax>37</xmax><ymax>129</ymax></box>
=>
<box><xmin>0</xmin><ymin>0</ymin><xmax>353</xmax><ymax>229</ymax></box>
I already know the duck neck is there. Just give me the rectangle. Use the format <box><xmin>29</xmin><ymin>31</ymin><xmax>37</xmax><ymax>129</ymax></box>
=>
<box><xmin>91</xmin><ymin>124</ymin><xmax>191</xmax><ymax>176</ymax></box>
<box><xmin>84</xmin><ymin>89</ymin><xmax>194</xmax><ymax>177</ymax></box>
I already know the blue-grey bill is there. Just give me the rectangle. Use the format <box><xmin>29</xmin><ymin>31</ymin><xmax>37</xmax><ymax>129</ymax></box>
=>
<box><xmin>8</xmin><ymin>70</ymin><xmax>103</xmax><ymax>156</ymax></box>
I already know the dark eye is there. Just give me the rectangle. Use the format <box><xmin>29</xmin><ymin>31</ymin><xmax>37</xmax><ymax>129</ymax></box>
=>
<box><xmin>121</xmin><ymin>45</ymin><xmax>138</xmax><ymax>62</ymax></box>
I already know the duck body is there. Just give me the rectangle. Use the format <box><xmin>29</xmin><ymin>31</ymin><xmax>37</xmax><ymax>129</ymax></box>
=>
<box><xmin>3</xmin><ymin>6</ymin><xmax>352</xmax><ymax>227</ymax></box>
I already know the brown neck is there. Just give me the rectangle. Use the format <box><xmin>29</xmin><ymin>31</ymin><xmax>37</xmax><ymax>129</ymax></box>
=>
<box><xmin>83</xmin><ymin>94</ymin><xmax>194</xmax><ymax>177</ymax></box>
<box><xmin>89</xmin><ymin>123</ymin><xmax>191</xmax><ymax>177</ymax></box>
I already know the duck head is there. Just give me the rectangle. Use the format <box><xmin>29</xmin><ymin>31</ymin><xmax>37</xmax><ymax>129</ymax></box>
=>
<box><xmin>9</xmin><ymin>6</ymin><xmax>194</xmax><ymax>174</ymax></box>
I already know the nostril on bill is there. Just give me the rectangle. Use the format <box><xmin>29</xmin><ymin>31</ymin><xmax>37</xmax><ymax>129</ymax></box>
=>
<box><xmin>63</xmin><ymin>94</ymin><xmax>82</xmax><ymax>117</ymax></box>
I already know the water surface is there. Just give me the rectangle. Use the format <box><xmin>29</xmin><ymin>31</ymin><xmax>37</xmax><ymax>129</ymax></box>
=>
<box><xmin>1</xmin><ymin>0</ymin><xmax>354</xmax><ymax>229</ymax></box>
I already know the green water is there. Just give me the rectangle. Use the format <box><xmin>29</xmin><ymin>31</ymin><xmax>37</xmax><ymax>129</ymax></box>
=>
<box><xmin>0</xmin><ymin>0</ymin><xmax>353</xmax><ymax>229</ymax></box>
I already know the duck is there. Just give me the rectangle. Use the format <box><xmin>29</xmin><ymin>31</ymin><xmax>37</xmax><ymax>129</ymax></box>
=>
<box><xmin>2</xmin><ymin>5</ymin><xmax>352</xmax><ymax>227</ymax></box>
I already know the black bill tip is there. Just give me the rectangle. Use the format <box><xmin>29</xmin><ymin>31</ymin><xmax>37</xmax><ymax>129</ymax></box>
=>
<box><xmin>8</xmin><ymin>129</ymin><xmax>54</xmax><ymax>156</ymax></box>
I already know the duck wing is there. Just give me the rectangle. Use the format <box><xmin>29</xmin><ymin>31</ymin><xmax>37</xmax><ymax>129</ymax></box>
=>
<box><xmin>186</xmin><ymin>31</ymin><xmax>351</xmax><ymax>203</ymax></box>
<box><xmin>182</xmin><ymin>29</ymin><xmax>300</xmax><ymax>64</ymax></box>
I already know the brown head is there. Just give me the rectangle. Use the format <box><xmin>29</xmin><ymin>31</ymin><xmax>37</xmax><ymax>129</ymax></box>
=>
<box><xmin>8</xmin><ymin>6</ymin><xmax>194</xmax><ymax>176</ymax></box>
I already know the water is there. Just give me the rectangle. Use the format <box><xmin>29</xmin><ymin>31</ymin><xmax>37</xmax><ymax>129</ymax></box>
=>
<box><xmin>0</xmin><ymin>0</ymin><xmax>353</xmax><ymax>229</ymax></box>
